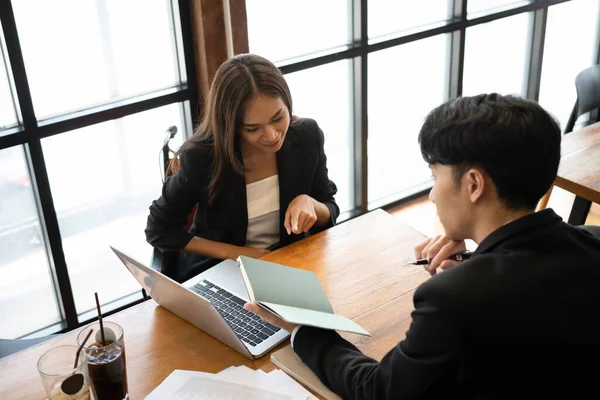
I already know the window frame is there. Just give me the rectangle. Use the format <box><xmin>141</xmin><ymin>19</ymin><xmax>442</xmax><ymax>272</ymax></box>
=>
<box><xmin>259</xmin><ymin>0</ymin><xmax>595</xmax><ymax>217</ymax></box>
<box><xmin>0</xmin><ymin>0</ymin><xmax>199</xmax><ymax>337</ymax></box>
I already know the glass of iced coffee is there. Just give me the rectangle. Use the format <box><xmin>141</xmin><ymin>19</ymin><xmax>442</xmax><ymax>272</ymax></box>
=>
<box><xmin>76</xmin><ymin>321</ymin><xmax>129</xmax><ymax>400</ymax></box>
<box><xmin>37</xmin><ymin>345</ymin><xmax>91</xmax><ymax>400</ymax></box>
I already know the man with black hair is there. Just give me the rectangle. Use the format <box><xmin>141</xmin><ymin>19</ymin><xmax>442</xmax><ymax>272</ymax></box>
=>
<box><xmin>246</xmin><ymin>94</ymin><xmax>600</xmax><ymax>399</ymax></box>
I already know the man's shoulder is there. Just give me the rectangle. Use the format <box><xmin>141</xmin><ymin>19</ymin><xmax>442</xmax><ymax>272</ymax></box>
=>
<box><xmin>417</xmin><ymin>236</ymin><xmax>600</xmax><ymax>304</ymax></box>
<box><xmin>415</xmin><ymin>254</ymin><xmax>505</xmax><ymax>307</ymax></box>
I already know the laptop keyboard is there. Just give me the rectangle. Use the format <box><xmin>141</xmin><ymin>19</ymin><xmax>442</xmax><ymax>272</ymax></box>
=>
<box><xmin>190</xmin><ymin>280</ymin><xmax>281</xmax><ymax>347</ymax></box>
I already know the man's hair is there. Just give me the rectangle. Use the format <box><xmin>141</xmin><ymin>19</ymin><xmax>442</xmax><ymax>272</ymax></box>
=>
<box><xmin>418</xmin><ymin>93</ymin><xmax>561</xmax><ymax>210</ymax></box>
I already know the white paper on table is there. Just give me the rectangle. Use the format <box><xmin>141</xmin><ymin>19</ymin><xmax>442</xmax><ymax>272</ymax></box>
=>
<box><xmin>145</xmin><ymin>369</ymin><xmax>305</xmax><ymax>400</ymax></box>
<box><xmin>214</xmin><ymin>365</ymin><xmax>257</xmax><ymax>381</ymax></box>
<box><xmin>267</xmin><ymin>369</ymin><xmax>318</xmax><ymax>400</ymax></box>
<box><xmin>216</xmin><ymin>365</ymin><xmax>238</xmax><ymax>376</ymax></box>
<box><xmin>145</xmin><ymin>370</ymin><xmax>209</xmax><ymax>400</ymax></box>
<box><xmin>212</xmin><ymin>366</ymin><xmax>311</xmax><ymax>399</ymax></box>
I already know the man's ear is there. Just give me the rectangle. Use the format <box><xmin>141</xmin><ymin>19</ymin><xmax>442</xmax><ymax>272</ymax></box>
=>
<box><xmin>464</xmin><ymin>168</ymin><xmax>486</xmax><ymax>204</ymax></box>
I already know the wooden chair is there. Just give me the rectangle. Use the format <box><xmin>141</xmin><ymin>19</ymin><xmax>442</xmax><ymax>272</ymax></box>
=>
<box><xmin>537</xmin><ymin>64</ymin><xmax>600</xmax><ymax>217</ymax></box>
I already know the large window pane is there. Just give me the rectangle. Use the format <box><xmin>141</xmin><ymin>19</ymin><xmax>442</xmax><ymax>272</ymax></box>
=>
<box><xmin>13</xmin><ymin>0</ymin><xmax>181</xmax><ymax>118</ymax></box>
<box><xmin>0</xmin><ymin>146</ymin><xmax>61</xmax><ymax>338</ymax></box>
<box><xmin>0</xmin><ymin>24</ymin><xmax>17</xmax><ymax>130</ymax></box>
<box><xmin>42</xmin><ymin>103</ymin><xmax>187</xmax><ymax>316</ymax></box>
<box><xmin>468</xmin><ymin>0</ymin><xmax>531</xmax><ymax>16</ymax></box>
<box><xmin>538</xmin><ymin>0</ymin><xmax>600</xmax><ymax>130</ymax></box>
<box><xmin>246</xmin><ymin>0</ymin><xmax>350</xmax><ymax>62</ymax></box>
<box><xmin>463</xmin><ymin>13</ymin><xmax>531</xmax><ymax>97</ymax></box>
<box><xmin>369</xmin><ymin>0</ymin><xmax>451</xmax><ymax>39</ymax></box>
<box><xmin>285</xmin><ymin>61</ymin><xmax>353</xmax><ymax>213</ymax></box>
<box><xmin>368</xmin><ymin>35</ymin><xmax>449</xmax><ymax>206</ymax></box>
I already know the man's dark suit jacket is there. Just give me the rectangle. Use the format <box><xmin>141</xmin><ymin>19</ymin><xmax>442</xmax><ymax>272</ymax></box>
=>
<box><xmin>293</xmin><ymin>209</ymin><xmax>600</xmax><ymax>399</ymax></box>
<box><xmin>145</xmin><ymin>118</ymin><xmax>339</xmax><ymax>280</ymax></box>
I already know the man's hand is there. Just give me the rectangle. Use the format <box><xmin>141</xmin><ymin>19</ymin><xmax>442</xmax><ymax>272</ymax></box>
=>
<box><xmin>284</xmin><ymin>195</ymin><xmax>318</xmax><ymax>235</ymax></box>
<box><xmin>243</xmin><ymin>302</ymin><xmax>297</xmax><ymax>333</ymax></box>
<box><xmin>414</xmin><ymin>235</ymin><xmax>467</xmax><ymax>276</ymax></box>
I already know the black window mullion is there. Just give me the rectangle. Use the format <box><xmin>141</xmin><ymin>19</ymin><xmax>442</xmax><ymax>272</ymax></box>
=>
<box><xmin>0</xmin><ymin>87</ymin><xmax>191</xmax><ymax>151</ymax></box>
<box><xmin>448</xmin><ymin>0</ymin><xmax>467</xmax><ymax>99</ymax></box>
<box><xmin>24</xmin><ymin>140</ymin><xmax>78</xmax><ymax>328</ymax></box>
<box><xmin>177</xmin><ymin>0</ymin><xmax>200</xmax><ymax>122</ymax></box>
<box><xmin>1</xmin><ymin>1</ymin><xmax>78</xmax><ymax>328</ymax></box>
<box><xmin>0</xmin><ymin>0</ymin><xmax>35</xmax><ymax>129</ymax></box>
<box><xmin>525</xmin><ymin>7</ymin><xmax>548</xmax><ymax>100</ymax></box>
<box><xmin>169</xmin><ymin>0</ymin><xmax>185</xmax><ymax>86</ymax></box>
<box><xmin>0</xmin><ymin>127</ymin><xmax>27</xmax><ymax>148</ymax></box>
<box><xmin>350</xmin><ymin>0</ymin><xmax>367</xmax><ymax>213</ymax></box>
<box><xmin>35</xmin><ymin>88</ymin><xmax>190</xmax><ymax>140</ymax></box>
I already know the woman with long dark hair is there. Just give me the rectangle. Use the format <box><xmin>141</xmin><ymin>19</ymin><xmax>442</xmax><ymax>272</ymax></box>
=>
<box><xmin>145</xmin><ymin>54</ymin><xmax>339</xmax><ymax>282</ymax></box>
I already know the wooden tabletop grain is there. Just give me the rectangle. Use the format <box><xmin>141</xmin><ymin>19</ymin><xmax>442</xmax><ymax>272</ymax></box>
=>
<box><xmin>555</xmin><ymin>121</ymin><xmax>600</xmax><ymax>204</ymax></box>
<box><xmin>0</xmin><ymin>209</ymin><xmax>429</xmax><ymax>399</ymax></box>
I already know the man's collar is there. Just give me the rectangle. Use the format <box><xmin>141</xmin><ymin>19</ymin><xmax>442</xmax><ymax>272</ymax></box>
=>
<box><xmin>473</xmin><ymin>208</ymin><xmax>562</xmax><ymax>255</ymax></box>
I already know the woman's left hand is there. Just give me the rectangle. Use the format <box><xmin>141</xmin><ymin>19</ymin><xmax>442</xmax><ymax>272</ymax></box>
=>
<box><xmin>284</xmin><ymin>194</ymin><xmax>318</xmax><ymax>235</ymax></box>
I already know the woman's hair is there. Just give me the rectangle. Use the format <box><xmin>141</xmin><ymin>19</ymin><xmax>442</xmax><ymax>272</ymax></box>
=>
<box><xmin>171</xmin><ymin>54</ymin><xmax>294</xmax><ymax>204</ymax></box>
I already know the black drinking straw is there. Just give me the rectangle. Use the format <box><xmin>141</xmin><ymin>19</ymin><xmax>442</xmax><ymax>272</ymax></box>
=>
<box><xmin>74</xmin><ymin>329</ymin><xmax>93</xmax><ymax>368</ymax></box>
<box><xmin>62</xmin><ymin>328</ymin><xmax>94</xmax><ymax>395</ymax></box>
<box><xmin>94</xmin><ymin>292</ymin><xmax>106</xmax><ymax>346</ymax></box>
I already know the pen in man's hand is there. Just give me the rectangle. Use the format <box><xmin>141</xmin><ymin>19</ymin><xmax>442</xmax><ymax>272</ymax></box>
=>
<box><xmin>410</xmin><ymin>251</ymin><xmax>473</xmax><ymax>266</ymax></box>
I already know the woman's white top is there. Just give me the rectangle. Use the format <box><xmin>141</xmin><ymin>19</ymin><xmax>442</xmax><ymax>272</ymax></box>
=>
<box><xmin>245</xmin><ymin>175</ymin><xmax>280</xmax><ymax>248</ymax></box>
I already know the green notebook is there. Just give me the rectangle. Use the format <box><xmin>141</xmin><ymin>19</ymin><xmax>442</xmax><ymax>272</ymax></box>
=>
<box><xmin>237</xmin><ymin>256</ymin><xmax>370</xmax><ymax>336</ymax></box>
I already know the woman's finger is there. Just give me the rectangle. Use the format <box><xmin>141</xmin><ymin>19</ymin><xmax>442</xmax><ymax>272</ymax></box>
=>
<box><xmin>284</xmin><ymin>208</ymin><xmax>292</xmax><ymax>235</ymax></box>
<box><xmin>292</xmin><ymin>210</ymin><xmax>303</xmax><ymax>234</ymax></box>
<box><xmin>294</xmin><ymin>211</ymin><xmax>307</xmax><ymax>234</ymax></box>
<box><xmin>301</xmin><ymin>214</ymin><xmax>317</xmax><ymax>232</ymax></box>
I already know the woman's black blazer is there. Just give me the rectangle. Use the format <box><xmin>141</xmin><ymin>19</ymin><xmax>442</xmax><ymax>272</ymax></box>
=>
<box><xmin>145</xmin><ymin>117</ymin><xmax>340</xmax><ymax>254</ymax></box>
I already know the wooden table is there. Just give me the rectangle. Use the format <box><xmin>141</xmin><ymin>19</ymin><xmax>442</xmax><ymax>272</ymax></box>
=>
<box><xmin>555</xmin><ymin>121</ymin><xmax>600</xmax><ymax>224</ymax></box>
<box><xmin>0</xmin><ymin>209</ymin><xmax>429</xmax><ymax>399</ymax></box>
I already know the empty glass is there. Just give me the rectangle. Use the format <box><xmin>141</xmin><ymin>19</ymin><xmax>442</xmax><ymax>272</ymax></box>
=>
<box><xmin>37</xmin><ymin>345</ymin><xmax>91</xmax><ymax>400</ymax></box>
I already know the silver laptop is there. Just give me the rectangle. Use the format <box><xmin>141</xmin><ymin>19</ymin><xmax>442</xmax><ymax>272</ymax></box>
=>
<box><xmin>110</xmin><ymin>247</ymin><xmax>290</xmax><ymax>359</ymax></box>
